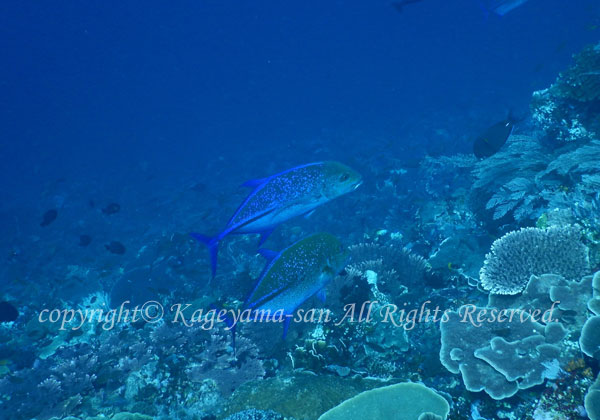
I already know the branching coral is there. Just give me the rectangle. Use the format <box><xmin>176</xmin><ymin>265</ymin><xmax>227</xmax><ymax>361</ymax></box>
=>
<box><xmin>186</xmin><ymin>328</ymin><xmax>265</xmax><ymax>395</ymax></box>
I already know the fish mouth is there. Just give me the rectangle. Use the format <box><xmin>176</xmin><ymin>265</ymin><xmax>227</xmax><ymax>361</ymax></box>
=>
<box><xmin>353</xmin><ymin>181</ymin><xmax>363</xmax><ymax>190</ymax></box>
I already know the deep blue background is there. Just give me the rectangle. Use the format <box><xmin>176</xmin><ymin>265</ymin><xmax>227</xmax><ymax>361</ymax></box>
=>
<box><xmin>1</xmin><ymin>0</ymin><xmax>599</xmax><ymax>203</ymax></box>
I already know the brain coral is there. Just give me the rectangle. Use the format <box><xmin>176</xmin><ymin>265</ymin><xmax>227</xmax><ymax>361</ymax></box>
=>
<box><xmin>480</xmin><ymin>225</ymin><xmax>589</xmax><ymax>295</ymax></box>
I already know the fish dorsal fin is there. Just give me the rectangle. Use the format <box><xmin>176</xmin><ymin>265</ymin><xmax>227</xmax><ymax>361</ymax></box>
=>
<box><xmin>257</xmin><ymin>248</ymin><xmax>278</xmax><ymax>262</ymax></box>
<box><xmin>241</xmin><ymin>177</ymin><xmax>268</xmax><ymax>189</ymax></box>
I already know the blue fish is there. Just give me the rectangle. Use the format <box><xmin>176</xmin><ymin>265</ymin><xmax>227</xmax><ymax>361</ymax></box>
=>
<box><xmin>231</xmin><ymin>233</ymin><xmax>348</xmax><ymax>344</ymax></box>
<box><xmin>192</xmin><ymin>162</ymin><xmax>361</xmax><ymax>278</ymax></box>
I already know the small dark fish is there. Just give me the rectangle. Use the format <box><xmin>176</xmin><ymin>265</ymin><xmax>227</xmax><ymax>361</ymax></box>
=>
<box><xmin>79</xmin><ymin>234</ymin><xmax>92</xmax><ymax>247</ymax></box>
<box><xmin>473</xmin><ymin>117</ymin><xmax>515</xmax><ymax>158</ymax></box>
<box><xmin>392</xmin><ymin>0</ymin><xmax>424</xmax><ymax>13</ymax></box>
<box><xmin>533</xmin><ymin>62</ymin><xmax>544</xmax><ymax>73</ymax></box>
<box><xmin>105</xmin><ymin>241</ymin><xmax>126</xmax><ymax>255</ymax></box>
<box><xmin>40</xmin><ymin>209</ymin><xmax>58</xmax><ymax>227</ymax></box>
<box><xmin>191</xmin><ymin>182</ymin><xmax>207</xmax><ymax>192</ymax></box>
<box><xmin>102</xmin><ymin>203</ymin><xmax>121</xmax><ymax>215</ymax></box>
<box><xmin>0</xmin><ymin>302</ymin><xmax>19</xmax><ymax>323</ymax></box>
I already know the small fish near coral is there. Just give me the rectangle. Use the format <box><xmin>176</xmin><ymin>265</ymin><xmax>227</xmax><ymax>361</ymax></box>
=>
<box><xmin>473</xmin><ymin>114</ymin><xmax>518</xmax><ymax>158</ymax></box>
<box><xmin>40</xmin><ymin>209</ymin><xmax>58</xmax><ymax>227</ymax></box>
<box><xmin>0</xmin><ymin>301</ymin><xmax>19</xmax><ymax>323</ymax></box>
<box><xmin>192</xmin><ymin>161</ymin><xmax>362</xmax><ymax>278</ymax></box>
<box><xmin>105</xmin><ymin>241</ymin><xmax>126</xmax><ymax>255</ymax></box>
<box><xmin>101</xmin><ymin>202</ymin><xmax>121</xmax><ymax>215</ymax></box>
<box><xmin>79</xmin><ymin>234</ymin><xmax>92</xmax><ymax>246</ymax></box>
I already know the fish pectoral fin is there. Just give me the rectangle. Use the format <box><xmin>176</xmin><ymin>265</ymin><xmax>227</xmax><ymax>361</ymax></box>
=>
<box><xmin>257</xmin><ymin>248</ymin><xmax>278</xmax><ymax>262</ymax></box>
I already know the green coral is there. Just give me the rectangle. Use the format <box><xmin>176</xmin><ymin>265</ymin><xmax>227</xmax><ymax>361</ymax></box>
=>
<box><xmin>317</xmin><ymin>383</ymin><xmax>449</xmax><ymax>420</ymax></box>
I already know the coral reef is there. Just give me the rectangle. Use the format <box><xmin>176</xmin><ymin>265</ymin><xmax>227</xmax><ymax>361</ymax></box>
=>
<box><xmin>439</xmin><ymin>304</ymin><xmax>563</xmax><ymax>400</ymax></box>
<box><xmin>0</xmin><ymin>321</ymin><xmax>264</xmax><ymax>419</ymax></box>
<box><xmin>222</xmin><ymin>373</ymin><xmax>378</xmax><ymax>420</ymax></box>
<box><xmin>580</xmin><ymin>316</ymin><xmax>600</xmax><ymax>358</ymax></box>
<box><xmin>479</xmin><ymin>225</ymin><xmax>589</xmax><ymax>295</ymax></box>
<box><xmin>317</xmin><ymin>382</ymin><xmax>449</xmax><ymax>420</ymax></box>
<box><xmin>552</xmin><ymin>42</ymin><xmax>600</xmax><ymax>103</ymax></box>
<box><xmin>345</xmin><ymin>242</ymin><xmax>431</xmax><ymax>298</ymax></box>
<box><xmin>471</xmin><ymin>135</ymin><xmax>550</xmax><ymax>222</ymax></box>
<box><xmin>531</xmin><ymin>42</ymin><xmax>600</xmax><ymax>143</ymax></box>
<box><xmin>580</xmin><ymin>272</ymin><xmax>600</xmax><ymax>359</ymax></box>
<box><xmin>5</xmin><ymin>39</ymin><xmax>600</xmax><ymax>420</ymax></box>
<box><xmin>587</xmin><ymin>373</ymin><xmax>600</xmax><ymax>420</ymax></box>
<box><xmin>223</xmin><ymin>409</ymin><xmax>287</xmax><ymax>420</ymax></box>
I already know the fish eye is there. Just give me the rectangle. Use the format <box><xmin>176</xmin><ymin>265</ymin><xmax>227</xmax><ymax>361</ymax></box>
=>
<box><xmin>339</xmin><ymin>173</ymin><xmax>349</xmax><ymax>182</ymax></box>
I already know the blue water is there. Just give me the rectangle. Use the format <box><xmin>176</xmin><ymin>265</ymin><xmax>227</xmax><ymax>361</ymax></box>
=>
<box><xmin>1</xmin><ymin>1</ymin><xmax>600</xmax><ymax>419</ymax></box>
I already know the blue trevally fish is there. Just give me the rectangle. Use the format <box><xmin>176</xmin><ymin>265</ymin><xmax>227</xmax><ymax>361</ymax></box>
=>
<box><xmin>483</xmin><ymin>0</ymin><xmax>529</xmax><ymax>16</ymax></box>
<box><xmin>192</xmin><ymin>161</ymin><xmax>361</xmax><ymax>278</ymax></box>
<box><xmin>242</xmin><ymin>232</ymin><xmax>348</xmax><ymax>338</ymax></box>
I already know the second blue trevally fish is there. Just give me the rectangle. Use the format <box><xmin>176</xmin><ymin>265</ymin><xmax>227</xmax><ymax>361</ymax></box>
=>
<box><xmin>225</xmin><ymin>232</ymin><xmax>348</xmax><ymax>346</ymax></box>
<box><xmin>192</xmin><ymin>161</ymin><xmax>361</xmax><ymax>278</ymax></box>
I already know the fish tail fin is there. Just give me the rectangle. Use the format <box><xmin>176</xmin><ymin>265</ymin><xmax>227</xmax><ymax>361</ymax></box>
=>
<box><xmin>191</xmin><ymin>233</ymin><xmax>219</xmax><ymax>279</ymax></box>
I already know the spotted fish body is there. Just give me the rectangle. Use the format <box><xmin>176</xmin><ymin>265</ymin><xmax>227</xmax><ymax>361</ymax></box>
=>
<box><xmin>247</xmin><ymin>233</ymin><xmax>348</xmax><ymax>334</ymax></box>
<box><xmin>192</xmin><ymin>162</ymin><xmax>361</xmax><ymax>278</ymax></box>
